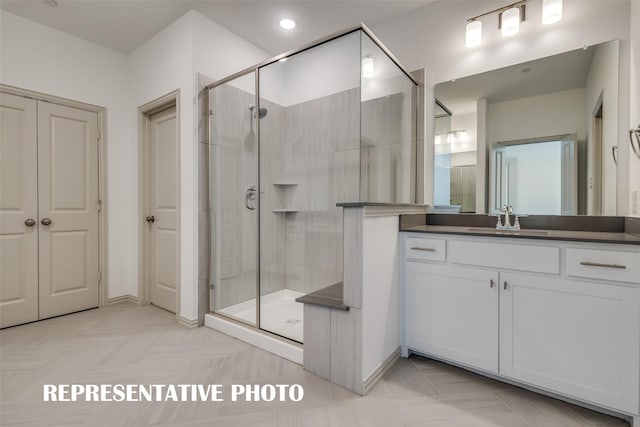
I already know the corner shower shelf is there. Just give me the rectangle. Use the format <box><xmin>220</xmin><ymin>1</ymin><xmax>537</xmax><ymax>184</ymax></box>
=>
<box><xmin>272</xmin><ymin>209</ymin><xmax>300</xmax><ymax>213</ymax></box>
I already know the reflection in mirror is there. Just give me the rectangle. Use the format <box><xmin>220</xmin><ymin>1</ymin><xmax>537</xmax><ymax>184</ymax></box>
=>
<box><xmin>434</xmin><ymin>40</ymin><xmax>620</xmax><ymax>216</ymax></box>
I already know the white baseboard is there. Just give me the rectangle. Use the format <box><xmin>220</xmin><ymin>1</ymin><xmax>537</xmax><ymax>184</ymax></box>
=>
<box><xmin>177</xmin><ymin>315</ymin><xmax>198</xmax><ymax>329</ymax></box>
<box><xmin>107</xmin><ymin>295</ymin><xmax>139</xmax><ymax>305</ymax></box>
<box><xmin>363</xmin><ymin>347</ymin><xmax>400</xmax><ymax>395</ymax></box>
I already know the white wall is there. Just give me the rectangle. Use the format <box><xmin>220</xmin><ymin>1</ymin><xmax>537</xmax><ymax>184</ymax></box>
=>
<box><xmin>261</xmin><ymin>31</ymin><xmax>360</xmax><ymax>107</ymax></box>
<box><xmin>0</xmin><ymin>9</ymin><xmax>271</xmax><ymax>320</ymax></box>
<box><xmin>129</xmin><ymin>10</ymin><xmax>270</xmax><ymax>321</ymax></box>
<box><xmin>487</xmin><ymin>88</ymin><xmax>586</xmax><ymax>143</ymax></box>
<box><xmin>372</xmin><ymin>0</ymin><xmax>632</xmax><ymax>213</ymax></box>
<box><xmin>128</xmin><ymin>12</ymin><xmax>197</xmax><ymax>319</ymax></box>
<box><xmin>362</xmin><ymin>215</ymin><xmax>401</xmax><ymax>379</ymax></box>
<box><xmin>0</xmin><ymin>11</ymin><xmax>134</xmax><ymax>298</ymax></box>
<box><xmin>585</xmin><ymin>41</ymin><xmax>620</xmax><ymax>215</ymax></box>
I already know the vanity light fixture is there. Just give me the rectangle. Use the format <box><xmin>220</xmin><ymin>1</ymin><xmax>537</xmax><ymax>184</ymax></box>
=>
<box><xmin>501</xmin><ymin>7</ymin><xmax>521</xmax><ymax>37</ymax></box>
<box><xmin>542</xmin><ymin>0</ymin><xmax>563</xmax><ymax>25</ymax></box>
<box><xmin>466</xmin><ymin>20</ymin><xmax>482</xmax><ymax>47</ymax></box>
<box><xmin>437</xmin><ymin>130</ymin><xmax>468</xmax><ymax>145</ymax></box>
<box><xmin>362</xmin><ymin>56</ymin><xmax>375</xmax><ymax>78</ymax></box>
<box><xmin>279</xmin><ymin>19</ymin><xmax>296</xmax><ymax>30</ymax></box>
<box><xmin>465</xmin><ymin>0</ymin><xmax>529</xmax><ymax>47</ymax></box>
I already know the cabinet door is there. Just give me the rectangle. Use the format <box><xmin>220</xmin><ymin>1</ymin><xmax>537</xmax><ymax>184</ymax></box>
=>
<box><xmin>405</xmin><ymin>262</ymin><xmax>499</xmax><ymax>373</ymax></box>
<box><xmin>500</xmin><ymin>272</ymin><xmax>639</xmax><ymax>414</ymax></box>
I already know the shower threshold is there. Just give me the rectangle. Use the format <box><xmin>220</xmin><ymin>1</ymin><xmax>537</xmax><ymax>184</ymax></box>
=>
<box><xmin>204</xmin><ymin>289</ymin><xmax>304</xmax><ymax>364</ymax></box>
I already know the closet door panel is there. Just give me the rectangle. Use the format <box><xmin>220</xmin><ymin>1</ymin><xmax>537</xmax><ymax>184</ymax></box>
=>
<box><xmin>37</xmin><ymin>101</ymin><xmax>99</xmax><ymax>319</ymax></box>
<box><xmin>0</xmin><ymin>93</ymin><xmax>39</xmax><ymax>328</ymax></box>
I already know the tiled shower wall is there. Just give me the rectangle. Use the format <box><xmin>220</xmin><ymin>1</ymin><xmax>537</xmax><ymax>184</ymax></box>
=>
<box><xmin>361</xmin><ymin>93</ymin><xmax>406</xmax><ymax>202</ymax></box>
<box><xmin>275</xmin><ymin>88</ymin><xmax>360</xmax><ymax>295</ymax></box>
<box><xmin>200</xmin><ymin>78</ymin><xmax>408</xmax><ymax>311</ymax></box>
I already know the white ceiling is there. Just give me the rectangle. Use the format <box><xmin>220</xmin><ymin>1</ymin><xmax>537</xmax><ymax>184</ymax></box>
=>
<box><xmin>435</xmin><ymin>45</ymin><xmax>597</xmax><ymax>116</ymax></box>
<box><xmin>0</xmin><ymin>0</ymin><xmax>434</xmax><ymax>55</ymax></box>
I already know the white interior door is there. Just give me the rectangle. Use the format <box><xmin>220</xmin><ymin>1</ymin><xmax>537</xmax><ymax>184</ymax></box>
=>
<box><xmin>37</xmin><ymin>101</ymin><xmax>99</xmax><ymax>319</ymax></box>
<box><xmin>561</xmin><ymin>136</ymin><xmax>578</xmax><ymax>215</ymax></box>
<box><xmin>489</xmin><ymin>146</ymin><xmax>505</xmax><ymax>214</ymax></box>
<box><xmin>147</xmin><ymin>106</ymin><xmax>178</xmax><ymax>313</ymax></box>
<box><xmin>0</xmin><ymin>93</ymin><xmax>39</xmax><ymax>328</ymax></box>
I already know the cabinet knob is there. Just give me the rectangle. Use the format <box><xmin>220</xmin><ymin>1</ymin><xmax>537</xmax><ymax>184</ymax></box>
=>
<box><xmin>146</xmin><ymin>215</ymin><xmax>155</xmax><ymax>223</ymax></box>
<box><xmin>490</xmin><ymin>279</ymin><xmax>494</xmax><ymax>288</ymax></box>
<box><xmin>41</xmin><ymin>218</ymin><xmax>52</xmax><ymax>226</ymax></box>
<box><xmin>24</xmin><ymin>218</ymin><xmax>36</xmax><ymax>227</ymax></box>
<box><xmin>503</xmin><ymin>281</ymin><xmax>508</xmax><ymax>290</ymax></box>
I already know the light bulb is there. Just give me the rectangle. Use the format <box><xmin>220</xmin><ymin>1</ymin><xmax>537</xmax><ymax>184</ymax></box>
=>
<box><xmin>466</xmin><ymin>20</ymin><xmax>482</xmax><ymax>47</ymax></box>
<box><xmin>501</xmin><ymin>7</ymin><xmax>520</xmax><ymax>37</ymax></box>
<box><xmin>279</xmin><ymin>19</ymin><xmax>296</xmax><ymax>30</ymax></box>
<box><xmin>542</xmin><ymin>0</ymin><xmax>562</xmax><ymax>25</ymax></box>
<box><xmin>362</xmin><ymin>57</ymin><xmax>375</xmax><ymax>79</ymax></box>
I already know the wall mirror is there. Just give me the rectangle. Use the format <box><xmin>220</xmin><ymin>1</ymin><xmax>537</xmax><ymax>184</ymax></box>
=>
<box><xmin>433</xmin><ymin>39</ymin><xmax>620</xmax><ymax>216</ymax></box>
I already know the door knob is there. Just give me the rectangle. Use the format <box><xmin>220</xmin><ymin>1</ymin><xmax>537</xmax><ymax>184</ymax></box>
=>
<box><xmin>25</xmin><ymin>218</ymin><xmax>36</xmax><ymax>227</ymax></box>
<box><xmin>146</xmin><ymin>216</ymin><xmax>155</xmax><ymax>223</ymax></box>
<box><xmin>41</xmin><ymin>218</ymin><xmax>52</xmax><ymax>226</ymax></box>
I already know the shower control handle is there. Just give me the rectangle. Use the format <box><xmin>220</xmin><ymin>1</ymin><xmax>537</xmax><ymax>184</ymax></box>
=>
<box><xmin>245</xmin><ymin>185</ymin><xmax>257</xmax><ymax>211</ymax></box>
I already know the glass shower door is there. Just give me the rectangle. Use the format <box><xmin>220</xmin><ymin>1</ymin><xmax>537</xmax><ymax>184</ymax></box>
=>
<box><xmin>209</xmin><ymin>72</ymin><xmax>258</xmax><ymax>326</ymax></box>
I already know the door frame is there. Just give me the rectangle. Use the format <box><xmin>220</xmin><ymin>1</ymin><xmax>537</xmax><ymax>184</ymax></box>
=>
<box><xmin>0</xmin><ymin>84</ymin><xmax>109</xmax><ymax>308</ymax></box>
<box><xmin>137</xmin><ymin>90</ymin><xmax>181</xmax><ymax>319</ymax></box>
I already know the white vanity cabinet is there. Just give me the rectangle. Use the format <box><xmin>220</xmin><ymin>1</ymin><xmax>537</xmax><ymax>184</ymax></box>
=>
<box><xmin>402</xmin><ymin>233</ymin><xmax>640</xmax><ymax>419</ymax></box>
<box><xmin>405</xmin><ymin>263</ymin><xmax>499</xmax><ymax>373</ymax></box>
<box><xmin>499</xmin><ymin>272</ymin><xmax>640</xmax><ymax>414</ymax></box>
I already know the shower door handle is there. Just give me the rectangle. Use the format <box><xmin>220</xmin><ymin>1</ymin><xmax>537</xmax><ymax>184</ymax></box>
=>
<box><xmin>245</xmin><ymin>185</ymin><xmax>257</xmax><ymax>210</ymax></box>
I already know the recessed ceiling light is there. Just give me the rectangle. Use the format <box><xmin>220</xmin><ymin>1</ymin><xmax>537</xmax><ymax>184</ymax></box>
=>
<box><xmin>279</xmin><ymin>19</ymin><xmax>296</xmax><ymax>30</ymax></box>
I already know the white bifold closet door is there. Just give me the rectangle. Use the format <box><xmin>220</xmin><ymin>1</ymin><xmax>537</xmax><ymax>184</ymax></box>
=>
<box><xmin>0</xmin><ymin>93</ymin><xmax>99</xmax><ymax>328</ymax></box>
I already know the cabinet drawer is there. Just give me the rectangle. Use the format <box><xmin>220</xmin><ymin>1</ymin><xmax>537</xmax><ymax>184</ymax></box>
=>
<box><xmin>405</xmin><ymin>237</ymin><xmax>446</xmax><ymax>262</ymax></box>
<box><xmin>566</xmin><ymin>248</ymin><xmax>640</xmax><ymax>284</ymax></box>
<box><xmin>448</xmin><ymin>240</ymin><xmax>560</xmax><ymax>274</ymax></box>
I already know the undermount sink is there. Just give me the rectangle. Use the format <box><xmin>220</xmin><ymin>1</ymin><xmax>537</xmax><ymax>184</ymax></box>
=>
<box><xmin>466</xmin><ymin>228</ymin><xmax>550</xmax><ymax>236</ymax></box>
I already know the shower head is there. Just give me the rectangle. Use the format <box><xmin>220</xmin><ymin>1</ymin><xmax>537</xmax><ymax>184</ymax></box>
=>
<box><xmin>249</xmin><ymin>105</ymin><xmax>268</xmax><ymax>119</ymax></box>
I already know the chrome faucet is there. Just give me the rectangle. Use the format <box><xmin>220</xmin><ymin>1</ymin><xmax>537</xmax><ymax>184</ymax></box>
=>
<box><xmin>496</xmin><ymin>205</ymin><xmax>521</xmax><ymax>231</ymax></box>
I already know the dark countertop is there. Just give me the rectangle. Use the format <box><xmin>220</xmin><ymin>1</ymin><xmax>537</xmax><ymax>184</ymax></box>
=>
<box><xmin>295</xmin><ymin>282</ymin><xmax>349</xmax><ymax>311</ymax></box>
<box><xmin>337</xmin><ymin>202</ymin><xmax>428</xmax><ymax>209</ymax></box>
<box><xmin>402</xmin><ymin>224</ymin><xmax>640</xmax><ymax>245</ymax></box>
<box><xmin>400</xmin><ymin>214</ymin><xmax>640</xmax><ymax>245</ymax></box>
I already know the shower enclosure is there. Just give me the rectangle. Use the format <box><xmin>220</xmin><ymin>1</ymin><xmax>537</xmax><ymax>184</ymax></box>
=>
<box><xmin>207</xmin><ymin>25</ymin><xmax>417</xmax><ymax>343</ymax></box>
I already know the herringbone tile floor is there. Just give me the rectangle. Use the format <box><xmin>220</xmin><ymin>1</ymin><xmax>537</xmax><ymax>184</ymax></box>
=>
<box><xmin>0</xmin><ymin>302</ymin><xmax>630</xmax><ymax>426</ymax></box>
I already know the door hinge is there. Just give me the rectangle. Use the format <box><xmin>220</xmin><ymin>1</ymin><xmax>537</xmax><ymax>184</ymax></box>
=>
<box><xmin>98</xmin><ymin>271</ymin><xmax>102</xmax><ymax>284</ymax></box>
<box><xmin>98</xmin><ymin>199</ymin><xmax>102</xmax><ymax>212</ymax></box>
<box><xmin>209</xmin><ymin>283</ymin><xmax>215</xmax><ymax>290</ymax></box>
<box><xmin>97</xmin><ymin>129</ymin><xmax>101</xmax><ymax>142</ymax></box>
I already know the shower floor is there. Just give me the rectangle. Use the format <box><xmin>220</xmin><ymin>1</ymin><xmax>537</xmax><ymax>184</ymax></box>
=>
<box><xmin>216</xmin><ymin>289</ymin><xmax>305</xmax><ymax>343</ymax></box>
